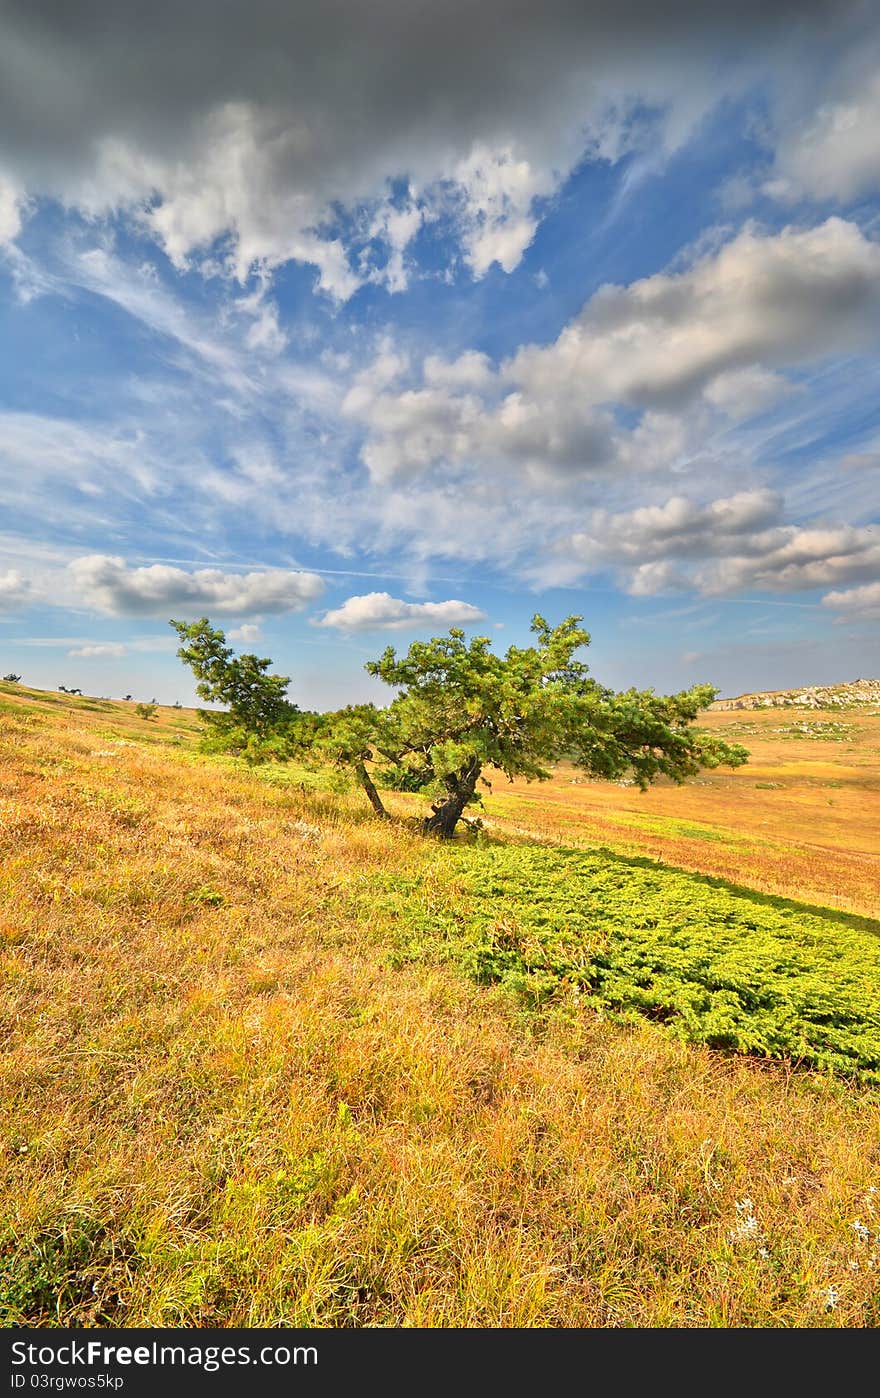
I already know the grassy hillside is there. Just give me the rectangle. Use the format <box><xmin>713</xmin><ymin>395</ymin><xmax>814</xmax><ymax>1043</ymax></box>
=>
<box><xmin>2</xmin><ymin>681</ymin><xmax>880</xmax><ymax>1327</ymax></box>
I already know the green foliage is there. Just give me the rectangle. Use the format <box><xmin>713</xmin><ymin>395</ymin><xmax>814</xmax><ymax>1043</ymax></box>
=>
<box><xmin>366</xmin><ymin>614</ymin><xmax>747</xmax><ymax>833</ymax></box>
<box><xmin>170</xmin><ymin>612</ymin><xmax>747</xmax><ymax>829</ymax></box>
<box><xmin>2</xmin><ymin>673</ymin><xmax>21</xmax><ymax>683</ymax></box>
<box><xmin>0</xmin><ymin>1214</ymin><xmax>137</xmax><ymax>1325</ymax></box>
<box><xmin>170</xmin><ymin>617</ymin><xmax>301</xmax><ymax>763</ymax></box>
<box><xmin>373</xmin><ymin>844</ymin><xmax>880</xmax><ymax>1083</ymax></box>
<box><xmin>135</xmin><ymin>702</ymin><xmax>157</xmax><ymax>720</ymax></box>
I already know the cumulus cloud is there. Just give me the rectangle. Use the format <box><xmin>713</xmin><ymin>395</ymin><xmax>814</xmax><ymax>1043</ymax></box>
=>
<box><xmin>317</xmin><ymin>592</ymin><xmax>486</xmax><ymax>631</ymax></box>
<box><xmin>228</xmin><ymin>623</ymin><xmax>263</xmax><ymax>643</ymax></box>
<box><xmin>510</xmin><ymin>217</ymin><xmax>880</xmax><ymax>413</ymax></box>
<box><xmin>695</xmin><ymin>526</ymin><xmax>880</xmax><ymax>595</ymax></box>
<box><xmin>767</xmin><ymin>60</ymin><xmax>880</xmax><ymax>204</ymax></box>
<box><xmin>346</xmin><ymin>219</ymin><xmax>880</xmax><ymax>483</ymax></box>
<box><xmin>822</xmin><ymin>580</ymin><xmax>880</xmax><ymax>621</ymax></box>
<box><xmin>0</xmin><ymin>2</ymin><xmax>861</xmax><ymax>293</ymax></box>
<box><xmin>548</xmin><ymin>490</ymin><xmax>880</xmax><ymax>597</ymax></box>
<box><xmin>564</xmin><ymin>489</ymin><xmax>782</xmax><ymax>569</ymax></box>
<box><xmin>451</xmin><ymin>143</ymin><xmax>545</xmax><ymax>276</ymax></box>
<box><xmin>69</xmin><ymin>555</ymin><xmax>325</xmax><ymax>617</ymax></box>
<box><xmin>0</xmin><ymin>568</ymin><xmax>31</xmax><ymax>610</ymax></box>
<box><xmin>703</xmin><ymin>366</ymin><xmax>799</xmax><ymax>420</ymax></box>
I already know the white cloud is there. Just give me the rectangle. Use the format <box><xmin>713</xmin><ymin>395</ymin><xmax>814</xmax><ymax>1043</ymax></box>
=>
<box><xmin>366</xmin><ymin>196</ymin><xmax>424</xmax><ymax>292</ymax></box>
<box><xmin>228</xmin><ymin>622</ymin><xmax>262</xmax><ymax>643</ymax></box>
<box><xmin>237</xmin><ymin>288</ymin><xmax>288</xmax><ymax>356</ymax></box>
<box><xmin>318</xmin><ymin>591</ymin><xmax>486</xmax><ymax>631</ymax></box>
<box><xmin>451</xmin><ymin>143</ymin><xmax>545</xmax><ymax>276</ymax></box>
<box><xmin>547</xmin><ymin>490</ymin><xmax>880</xmax><ymax>598</ymax></box>
<box><xmin>0</xmin><ymin>171</ymin><xmax>25</xmax><ymax>245</ymax></box>
<box><xmin>695</xmin><ymin>526</ymin><xmax>880</xmax><ymax>595</ymax></box>
<box><xmin>0</xmin><ymin>569</ymin><xmax>30</xmax><ymax>610</ymax></box>
<box><xmin>568</xmin><ymin>490</ymin><xmax>783</xmax><ymax>565</ymax></box>
<box><xmin>821</xmin><ymin>580</ymin><xmax>880</xmax><ymax>621</ymax></box>
<box><xmin>69</xmin><ymin>555</ymin><xmax>325</xmax><ymax>617</ymax></box>
<box><xmin>345</xmin><ymin>219</ymin><xmax>880</xmax><ymax>485</ymax></box>
<box><xmin>510</xmin><ymin>217</ymin><xmax>880</xmax><ymax>413</ymax></box>
<box><xmin>68</xmin><ymin>642</ymin><xmax>127</xmax><ymax>658</ymax></box>
<box><xmin>703</xmin><ymin>366</ymin><xmax>798</xmax><ymax>420</ymax></box>
<box><xmin>423</xmin><ymin>351</ymin><xmax>494</xmax><ymax>391</ymax></box>
<box><xmin>767</xmin><ymin>62</ymin><xmax>880</xmax><ymax>204</ymax></box>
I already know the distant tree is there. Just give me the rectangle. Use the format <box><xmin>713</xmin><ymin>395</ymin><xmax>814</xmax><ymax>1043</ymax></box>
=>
<box><xmin>2</xmin><ymin>673</ymin><xmax>21</xmax><ymax>683</ymax></box>
<box><xmin>122</xmin><ymin>694</ymin><xmax>132</xmax><ymax>702</ymax></box>
<box><xmin>59</xmin><ymin>684</ymin><xmax>68</xmax><ymax>693</ymax></box>
<box><xmin>135</xmin><ymin>702</ymin><xmax>158</xmax><ymax>720</ymax></box>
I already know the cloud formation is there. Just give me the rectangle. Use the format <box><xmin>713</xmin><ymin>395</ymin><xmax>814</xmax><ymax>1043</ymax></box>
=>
<box><xmin>767</xmin><ymin>56</ymin><xmax>880</xmax><ymax>204</ymax></box>
<box><xmin>347</xmin><ymin>218</ymin><xmax>880</xmax><ymax>484</ymax></box>
<box><xmin>822</xmin><ymin>580</ymin><xmax>880</xmax><ymax>621</ymax></box>
<box><xmin>69</xmin><ymin>555</ymin><xmax>325</xmax><ymax>617</ymax></box>
<box><xmin>553</xmin><ymin>491</ymin><xmax>880</xmax><ymax>598</ymax></box>
<box><xmin>0</xmin><ymin>568</ymin><xmax>30</xmax><ymax>610</ymax></box>
<box><xmin>0</xmin><ymin>2</ymin><xmax>865</xmax><ymax>293</ymax></box>
<box><xmin>318</xmin><ymin>592</ymin><xmax>486</xmax><ymax>631</ymax></box>
<box><xmin>68</xmin><ymin>642</ymin><xmax>127</xmax><ymax>658</ymax></box>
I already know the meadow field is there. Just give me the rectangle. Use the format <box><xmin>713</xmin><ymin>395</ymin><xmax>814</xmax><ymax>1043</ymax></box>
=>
<box><xmin>478</xmin><ymin>706</ymin><xmax>880</xmax><ymax>921</ymax></box>
<box><xmin>2</xmin><ymin>680</ymin><xmax>880</xmax><ymax>1327</ymax></box>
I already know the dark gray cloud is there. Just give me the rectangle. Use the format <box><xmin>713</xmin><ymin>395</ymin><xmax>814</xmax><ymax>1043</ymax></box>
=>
<box><xmin>0</xmin><ymin>1</ymin><xmax>870</xmax><ymax>288</ymax></box>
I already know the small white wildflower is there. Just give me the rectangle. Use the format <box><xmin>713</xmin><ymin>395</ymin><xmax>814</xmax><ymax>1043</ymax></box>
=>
<box><xmin>728</xmin><ymin>1197</ymin><xmax>764</xmax><ymax>1245</ymax></box>
<box><xmin>823</xmin><ymin>1285</ymin><xmax>840</xmax><ymax>1312</ymax></box>
<box><xmin>758</xmin><ymin>1247</ymin><xmax>770</xmax><ymax>1259</ymax></box>
<box><xmin>848</xmin><ymin>1260</ymin><xmax>860</xmax><ymax>1272</ymax></box>
<box><xmin>852</xmin><ymin>1219</ymin><xmax>870</xmax><ymax>1244</ymax></box>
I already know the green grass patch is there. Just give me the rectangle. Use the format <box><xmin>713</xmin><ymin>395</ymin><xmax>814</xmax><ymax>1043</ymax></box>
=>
<box><xmin>370</xmin><ymin>843</ymin><xmax>880</xmax><ymax>1084</ymax></box>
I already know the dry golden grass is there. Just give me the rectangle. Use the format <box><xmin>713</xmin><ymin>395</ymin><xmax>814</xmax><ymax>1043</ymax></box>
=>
<box><xmin>478</xmin><ymin>707</ymin><xmax>880</xmax><ymax>919</ymax></box>
<box><xmin>2</xmin><ymin>682</ymin><xmax>880</xmax><ymax>1327</ymax></box>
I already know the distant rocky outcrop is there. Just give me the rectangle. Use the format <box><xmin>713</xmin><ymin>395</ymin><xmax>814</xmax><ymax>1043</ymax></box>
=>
<box><xmin>711</xmin><ymin>678</ymin><xmax>880</xmax><ymax>711</ymax></box>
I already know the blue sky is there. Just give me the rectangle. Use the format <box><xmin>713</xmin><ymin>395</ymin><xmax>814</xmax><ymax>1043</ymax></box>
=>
<box><xmin>1</xmin><ymin>1</ymin><xmax>878</xmax><ymax>708</ymax></box>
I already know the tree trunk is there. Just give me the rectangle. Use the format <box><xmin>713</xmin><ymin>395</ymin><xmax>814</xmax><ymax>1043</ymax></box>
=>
<box><xmin>354</xmin><ymin>760</ymin><xmax>389</xmax><ymax>819</ymax></box>
<box><xmin>423</xmin><ymin>758</ymin><xmax>482</xmax><ymax>838</ymax></box>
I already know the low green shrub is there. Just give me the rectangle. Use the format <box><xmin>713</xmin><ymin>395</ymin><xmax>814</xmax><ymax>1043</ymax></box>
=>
<box><xmin>373</xmin><ymin>844</ymin><xmax>880</xmax><ymax>1083</ymax></box>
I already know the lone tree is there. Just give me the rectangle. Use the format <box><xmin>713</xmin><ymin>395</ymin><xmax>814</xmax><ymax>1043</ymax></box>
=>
<box><xmin>2</xmin><ymin>673</ymin><xmax>21</xmax><ymax>683</ymax></box>
<box><xmin>364</xmin><ymin>614</ymin><xmax>748</xmax><ymax>836</ymax></box>
<box><xmin>171</xmin><ymin>612</ymin><xmax>748</xmax><ymax>837</ymax></box>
